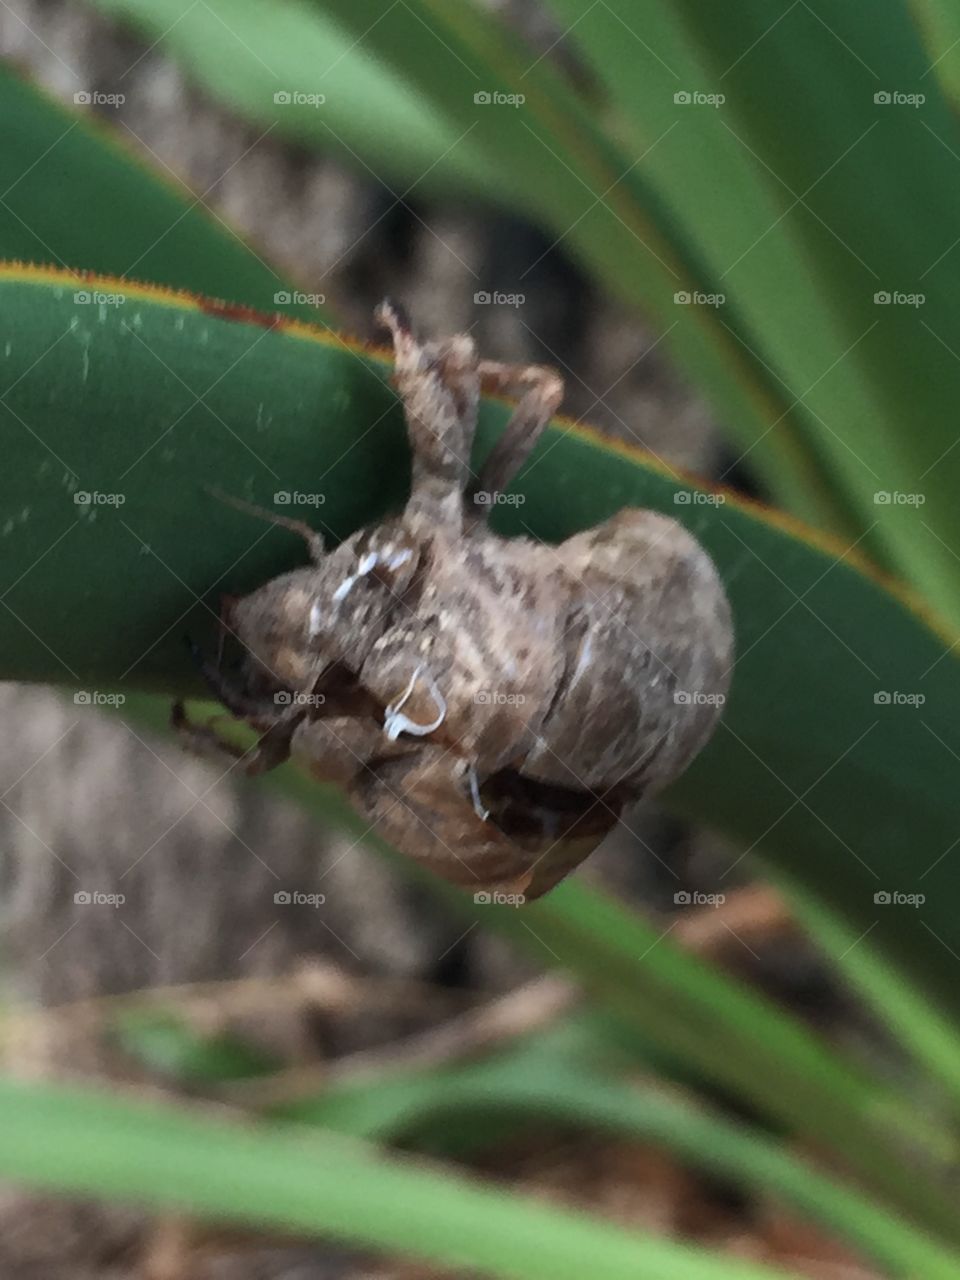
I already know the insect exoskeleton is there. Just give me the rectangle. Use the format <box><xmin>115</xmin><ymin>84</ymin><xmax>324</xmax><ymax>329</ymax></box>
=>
<box><xmin>174</xmin><ymin>302</ymin><xmax>734</xmax><ymax>901</ymax></box>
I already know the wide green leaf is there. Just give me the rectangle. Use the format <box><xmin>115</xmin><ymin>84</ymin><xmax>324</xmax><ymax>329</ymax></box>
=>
<box><xmin>85</xmin><ymin>0</ymin><xmax>496</xmax><ymax>190</ymax></box>
<box><xmin>79</xmin><ymin>0</ymin><xmax>960</xmax><ymax>629</ymax></box>
<box><xmin>647</xmin><ymin>0</ymin><xmax>960</xmax><ymax>619</ymax></box>
<box><xmin>113</xmin><ymin>1004</ymin><xmax>960</xmax><ymax>1276</ymax></box>
<box><xmin>0</xmin><ymin>1077</ymin><xmax>790</xmax><ymax>1280</ymax></box>
<box><xmin>82</xmin><ymin>0</ymin><xmax>845</xmax><ymax>536</ymax></box>
<box><xmin>0</xmin><ymin>64</ymin><xmax>320</xmax><ymax>319</ymax></box>
<box><xmin>278</xmin><ymin>1045</ymin><xmax>960</xmax><ymax>1279</ymax></box>
<box><xmin>785</xmin><ymin>884</ymin><xmax>960</xmax><ymax>1113</ymax></box>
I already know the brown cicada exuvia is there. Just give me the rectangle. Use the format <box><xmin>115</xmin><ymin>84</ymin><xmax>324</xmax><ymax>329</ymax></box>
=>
<box><xmin>174</xmin><ymin>302</ymin><xmax>733</xmax><ymax>901</ymax></box>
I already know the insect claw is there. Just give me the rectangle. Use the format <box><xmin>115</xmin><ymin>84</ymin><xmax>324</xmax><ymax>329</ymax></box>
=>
<box><xmin>206</xmin><ymin>485</ymin><xmax>324</xmax><ymax>562</ymax></box>
<box><xmin>468</xmin><ymin>764</ymin><xmax>490</xmax><ymax>822</ymax></box>
<box><xmin>375</xmin><ymin>297</ymin><xmax>412</xmax><ymax>338</ymax></box>
<box><xmin>383</xmin><ymin>665</ymin><xmax>447</xmax><ymax>741</ymax></box>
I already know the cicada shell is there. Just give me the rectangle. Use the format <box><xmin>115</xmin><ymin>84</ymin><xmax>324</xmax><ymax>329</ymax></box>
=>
<box><xmin>175</xmin><ymin>303</ymin><xmax>733</xmax><ymax>902</ymax></box>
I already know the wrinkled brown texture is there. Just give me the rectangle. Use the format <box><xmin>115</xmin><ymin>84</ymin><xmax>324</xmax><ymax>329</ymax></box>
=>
<box><xmin>177</xmin><ymin>305</ymin><xmax>734</xmax><ymax>899</ymax></box>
